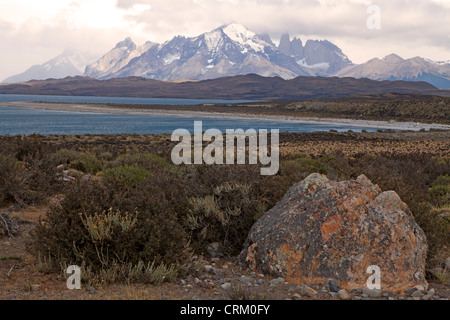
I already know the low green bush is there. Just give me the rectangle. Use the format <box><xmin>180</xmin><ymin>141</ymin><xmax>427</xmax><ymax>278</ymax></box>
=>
<box><xmin>103</xmin><ymin>165</ymin><xmax>151</xmax><ymax>188</ymax></box>
<box><xmin>109</xmin><ymin>153</ymin><xmax>173</xmax><ymax>171</ymax></box>
<box><xmin>429</xmin><ymin>175</ymin><xmax>450</xmax><ymax>207</ymax></box>
<box><xmin>53</xmin><ymin>149</ymin><xmax>102</xmax><ymax>174</ymax></box>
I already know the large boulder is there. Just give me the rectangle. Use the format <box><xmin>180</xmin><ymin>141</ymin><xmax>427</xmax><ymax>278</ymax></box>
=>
<box><xmin>239</xmin><ymin>173</ymin><xmax>428</xmax><ymax>293</ymax></box>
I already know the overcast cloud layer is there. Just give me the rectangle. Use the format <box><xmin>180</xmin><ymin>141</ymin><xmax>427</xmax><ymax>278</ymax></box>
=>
<box><xmin>0</xmin><ymin>0</ymin><xmax>449</xmax><ymax>80</ymax></box>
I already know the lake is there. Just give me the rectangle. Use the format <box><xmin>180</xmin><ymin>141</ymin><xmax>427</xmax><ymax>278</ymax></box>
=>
<box><xmin>0</xmin><ymin>94</ymin><xmax>379</xmax><ymax>135</ymax></box>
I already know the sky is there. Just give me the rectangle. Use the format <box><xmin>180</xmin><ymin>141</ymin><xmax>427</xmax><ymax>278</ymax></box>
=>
<box><xmin>0</xmin><ymin>0</ymin><xmax>449</xmax><ymax>80</ymax></box>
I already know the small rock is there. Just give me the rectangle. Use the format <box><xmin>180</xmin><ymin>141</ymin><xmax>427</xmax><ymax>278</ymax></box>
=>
<box><xmin>422</xmin><ymin>293</ymin><xmax>433</xmax><ymax>301</ymax></box>
<box><xmin>404</xmin><ymin>288</ymin><xmax>417</xmax><ymax>296</ymax></box>
<box><xmin>363</xmin><ymin>288</ymin><xmax>382</xmax><ymax>298</ymax></box>
<box><xmin>329</xmin><ymin>292</ymin><xmax>340</xmax><ymax>299</ymax></box>
<box><xmin>86</xmin><ymin>286</ymin><xmax>95</xmax><ymax>294</ymax></box>
<box><xmin>81</xmin><ymin>174</ymin><xmax>92</xmax><ymax>183</ymax></box>
<box><xmin>239</xmin><ymin>276</ymin><xmax>253</xmax><ymax>283</ymax></box>
<box><xmin>204</xmin><ymin>265</ymin><xmax>214</xmax><ymax>273</ymax></box>
<box><xmin>428</xmin><ymin>288</ymin><xmax>436</xmax><ymax>296</ymax></box>
<box><xmin>198</xmin><ymin>273</ymin><xmax>208</xmax><ymax>280</ymax></box>
<box><xmin>413</xmin><ymin>285</ymin><xmax>425</xmax><ymax>292</ymax></box>
<box><xmin>325</xmin><ymin>279</ymin><xmax>341</xmax><ymax>293</ymax></box>
<box><xmin>221</xmin><ymin>283</ymin><xmax>232</xmax><ymax>290</ymax></box>
<box><xmin>299</xmin><ymin>285</ymin><xmax>318</xmax><ymax>298</ymax></box>
<box><xmin>206</xmin><ymin>242</ymin><xmax>223</xmax><ymax>258</ymax></box>
<box><xmin>339</xmin><ymin>289</ymin><xmax>351</xmax><ymax>300</ymax></box>
<box><xmin>62</xmin><ymin>176</ymin><xmax>75</xmax><ymax>182</ymax></box>
<box><xmin>445</xmin><ymin>257</ymin><xmax>450</xmax><ymax>270</ymax></box>
<box><xmin>306</xmin><ymin>288</ymin><xmax>318</xmax><ymax>298</ymax></box>
<box><xmin>353</xmin><ymin>288</ymin><xmax>363</xmax><ymax>295</ymax></box>
<box><xmin>292</xmin><ymin>293</ymin><xmax>302</xmax><ymax>300</ymax></box>
<box><xmin>270</xmin><ymin>277</ymin><xmax>285</xmax><ymax>286</ymax></box>
<box><xmin>256</xmin><ymin>279</ymin><xmax>265</xmax><ymax>285</ymax></box>
<box><xmin>412</xmin><ymin>290</ymin><xmax>424</xmax><ymax>298</ymax></box>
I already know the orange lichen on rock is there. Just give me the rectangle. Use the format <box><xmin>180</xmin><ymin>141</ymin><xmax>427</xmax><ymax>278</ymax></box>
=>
<box><xmin>239</xmin><ymin>173</ymin><xmax>428</xmax><ymax>293</ymax></box>
<box><xmin>321</xmin><ymin>215</ymin><xmax>343</xmax><ymax>242</ymax></box>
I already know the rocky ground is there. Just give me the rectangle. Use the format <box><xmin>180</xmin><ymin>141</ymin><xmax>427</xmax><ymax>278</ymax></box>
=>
<box><xmin>0</xmin><ymin>205</ymin><xmax>449</xmax><ymax>301</ymax></box>
<box><xmin>1</xmin><ymin>130</ymin><xmax>449</xmax><ymax>301</ymax></box>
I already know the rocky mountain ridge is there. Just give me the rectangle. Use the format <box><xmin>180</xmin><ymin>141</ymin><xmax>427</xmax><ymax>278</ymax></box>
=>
<box><xmin>84</xmin><ymin>23</ymin><xmax>352</xmax><ymax>81</ymax></box>
<box><xmin>3</xmin><ymin>23</ymin><xmax>449</xmax><ymax>89</ymax></box>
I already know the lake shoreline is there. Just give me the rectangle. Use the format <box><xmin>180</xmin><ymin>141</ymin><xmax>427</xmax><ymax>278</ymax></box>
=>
<box><xmin>2</xmin><ymin>101</ymin><xmax>450</xmax><ymax>131</ymax></box>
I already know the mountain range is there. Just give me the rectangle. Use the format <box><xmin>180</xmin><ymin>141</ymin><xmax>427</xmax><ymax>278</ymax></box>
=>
<box><xmin>84</xmin><ymin>23</ymin><xmax>352</xmax><ymax>81</ymax></box>
<box><xmin>0</xmin><ymin>74</ymin><xmax>447</xmax><ymax>100</ymax></box>
<box><xmin>336</xmin><ymin>54</ymin><xmax>450</xmax><ymax>90</ymax></box>
<box><xmin>2</xmin><ymin>23</ymin><xmax>450</xmax><ymax>89</ymax></box>
<box><xmin>3</xmin><ymin>49</ymin><xmax>99</xmax><ymax>84</ymax></box>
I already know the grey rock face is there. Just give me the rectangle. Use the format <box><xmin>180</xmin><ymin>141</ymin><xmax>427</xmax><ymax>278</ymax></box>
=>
<box><xmin>239</xmin><ymin>173</ymin><xmax>428</xmax><ymax>293</ymax></box>
<box><xmin>84</xmin><ymin>24</ymin><xmax>352</xmax><ymax>81</ymax></box>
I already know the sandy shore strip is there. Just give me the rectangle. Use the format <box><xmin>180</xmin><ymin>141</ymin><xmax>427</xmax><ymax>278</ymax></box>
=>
<box><xmin>2</xmin><ymin>101</ymin><xmax>450</xmax><ymax>131</ymax></box>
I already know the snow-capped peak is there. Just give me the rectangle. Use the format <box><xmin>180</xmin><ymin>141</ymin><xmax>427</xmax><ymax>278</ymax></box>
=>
<box><xmin>2</xmin><ymin>49</ymin><xmax>99</xmax><ymax>83</ymax></box>
<box><xmin>221</xmin><ymin>23</ymin><xmax>267</xmax><ymax>52</ymax></box>
<box><xmin>85</xmin><ymin>37</ymin><xmax>156</xmax><ymax>78</ymax></box>
<box><xmin>203</xmin><ymin>29</ymin><xmax>224</xmax><ymax>51</ymax></box>
<box><xmin>82</xmin><ymin>24</ymin><xmax>354</xmax><ymax>82</ymax></box>
<box><xmin>222</xmin><ymin>23</ymin><xmax>255</xmax><ymax>41</ymax></box>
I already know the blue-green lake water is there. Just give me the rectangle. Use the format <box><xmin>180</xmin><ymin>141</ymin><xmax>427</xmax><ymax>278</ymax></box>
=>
<box><xmin>0</xmin><ymin>94</ymin><xmax>378</xmax><ymax>135</ymax></box>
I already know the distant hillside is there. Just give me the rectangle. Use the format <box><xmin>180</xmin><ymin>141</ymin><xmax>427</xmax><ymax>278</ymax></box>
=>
<box><xmin>3</xmin><ymin>50</ymin><xmax>99</xmax><ymax>84</ymax></box>
<box><xmin>0</xmin><ymin>74</ymin><xmax>448</xmax><ymax>100</ymax></box>
<box><xmin>335</xmin><ymin>54</ymin><xmax>450</xmax><ymax>89</ymax></box>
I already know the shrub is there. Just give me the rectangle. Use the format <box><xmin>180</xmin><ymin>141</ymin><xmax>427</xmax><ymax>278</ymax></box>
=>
<box><xmin>32</xmin><ymin>173</ymin><xmax>192</xmax><ymax>284</ymax></box>
<box><xmin>0</xmin><ymin>155</ymin><xmax>27</xmax><ymax>206</ymax></box>
<box><xmin>102</xmin><ymin>165</ymin><xmax>151</xmax><ymax>188</ymax></box>
<box><xmin>429</xmin><ymin>175</ymin><xmax>450</xmax><ymax>207</ymax></box>
<box><xmin>108</xmin><ymin>153</ymin><xmax>173</xmax><ymax>171</ymax></box>
<box><xmin>0</xmin><ymin>212</ymin><xmax>19</xmax><ymax>238</ymax></box>
<box><xmin>187</xmin><ymin>182</ymin><xmax>266</xmax><ymax>255</ymax></box>
<box><xmin>280</xmin><ymin>156</ymin><xmax>329</xmax><ymax>177</ymax></box>
<box><xmin>53</xmin><ymin>149</ymin><xmax>102</xmax><ymax>174</ymax></box>
<box><xmin>0</xmin><ymin>154</ymin><xmax>56</xmax><ymax>206</ymax></box>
